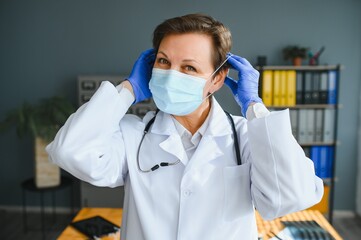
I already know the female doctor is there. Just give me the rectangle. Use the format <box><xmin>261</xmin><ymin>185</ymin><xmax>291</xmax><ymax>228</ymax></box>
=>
<box><xmin>46</xmin><ymin>14</ymin><xmax>323</xmax><ymax>239</ymax></box>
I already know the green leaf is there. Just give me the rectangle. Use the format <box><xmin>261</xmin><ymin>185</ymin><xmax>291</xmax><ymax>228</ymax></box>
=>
<box><xmin>0</xmin><ymin>96</ymin><xmax>75</xmax><ymax>140</ymax></box>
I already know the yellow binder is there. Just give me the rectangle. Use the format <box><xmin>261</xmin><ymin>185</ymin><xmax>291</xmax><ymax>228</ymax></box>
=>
<box><xmin>273</xmin><ymin>71</ymin><xmax>281</xmax><ymax>106</ymax></box>
<box><xmin>261</xmin><ymin>70</ymin><xmax>273</xmax><ymax>106</ymax></box>
<box><xmin>286</xmin><ymin>70</ymin><xmax>297</xmax><ymax>106</ymax></box>
<box><xmin>280</xmin><ymin>71</ymin><xmax>287</xmax><ymax>106</ymax></box>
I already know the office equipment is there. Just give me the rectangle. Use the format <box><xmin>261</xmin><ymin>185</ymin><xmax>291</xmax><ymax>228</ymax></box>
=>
<box><xmin>315</xmin><ymin>109</ymin><xmax>324</xmax><ymax>142</ymax></box>
<box><xmin>310</xmin><ymin>146</ymin><xmax>320</xmax><ymax>176</ymax></box>
<box><xmin>286</xmin><ymin>70</ymin><xmax>297</xmax><ymax>106</ymax></box>
<box><xmin>323</xmin><ymin>109</ymin><xmax>336</xmax><ymax>143</ymax></box>
<box><xmin>58</xmin><ymin>208</ymin><xmax>122</xmax><ymax>240</ymax></box>
<box><xmin>71</xmin><ymin>215</ymin><xmax>120</xmax><ymax>239</ymax></box>
<box><xmin>298</xmin><ymin>109</ymin><xmax>308</xmax><ymax>144</ymax></box>
<box><xmin>261</xmin><ymin>70</ymin><xmax>273</xmax><ymax>106</ymax></box>
<box><xmin>296</xmin><ymin>71</ymin><xmax>304</xmax><ymax>104</ymax></box>
<box><xmin>280</xmin><ymin>70</ymin><xmax>287</xmax><ymax>105</ymax></box>
<box><xmin>305</xmin><ymin>109</ymin><xmax>315</xmax><ymax>143</ymax></box>
<box><xmin>304</xmin><ymin>72</ymin><xmax>313</xmax><ymax>104</ymax></box>
<box><xmin>328</xmin><ymin>71</ymin><xmax>337</xmax><ymax>104</ymax></box>
<box><xmin>320</xmin><ymin>72</ymin><xmax>328</xmax><ymax>104</ymax></box>
<box><xmin>311</xmin><ymin>72</ymin><xmax>321</xmax><ymax>104</ymax></box>
<box><xmin>318</xmin><ymin>146</ymin><xmax>328</xmax><ymax>179</ymax></box>
<box><xmin>273</xmin><ymin>71</ymin><xmax>281</xmax><ymax>106</ymax></box>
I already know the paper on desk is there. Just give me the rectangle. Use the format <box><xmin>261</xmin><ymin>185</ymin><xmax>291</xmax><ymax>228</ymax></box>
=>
<box><xmin>269</xmin><ymin>228</ymin><xmax>294</xmax><ymax>240</ymax></box>
<box><xmin>93</xmin><ymin>229</ymin><xmax>120</xmax><ymax>240</ymax></box>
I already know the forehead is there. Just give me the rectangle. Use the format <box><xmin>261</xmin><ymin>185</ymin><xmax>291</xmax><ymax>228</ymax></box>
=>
<box><xmin>158</xmin><ymin>33</ymin><xmax>213</xmax><ymax>66</ymax></box>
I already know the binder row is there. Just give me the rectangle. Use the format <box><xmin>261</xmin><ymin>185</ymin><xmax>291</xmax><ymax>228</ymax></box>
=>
<box><xmin>303</xmin><ymin>146</ymin><xmax>334</xmax><ymax>179</ymax></box>
<box><xmin>261</xmin><ymin>70</ymin><xmax>337</xmax><ymax>106</ymax></box>
<box><xmin>289</xmin><ymin>109</ymin><xmax>335</xmax><ymax>144</ymax></box>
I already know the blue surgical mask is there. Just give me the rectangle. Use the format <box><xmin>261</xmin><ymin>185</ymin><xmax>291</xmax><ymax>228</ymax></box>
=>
<box><xmin>149</xmin><ymin>69</ymin><xmax>208</xmax><ymax>115</ymax></box>
<box><xmin>149</xmin><ymin>56</ymin><xmax>230</xmax><ymax>116</ymax></box>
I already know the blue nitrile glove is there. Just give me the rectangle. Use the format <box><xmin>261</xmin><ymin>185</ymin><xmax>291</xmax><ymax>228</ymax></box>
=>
<box><xmin>224</xmin><ymin>53</ymin><xmax>263</xmax><ymax>117</ymax></box>
<box><xmin>126</xmin><ymin>49</ymin><xmax>156</xmax><ymax>104</ymax></box>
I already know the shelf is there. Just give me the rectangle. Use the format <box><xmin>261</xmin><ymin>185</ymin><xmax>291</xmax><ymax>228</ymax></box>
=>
<box><xmin>267</xmin><ymin>104</ymin><xmax>340</xmax><ymax>109</ymax></box>
<box><xmin>322</xmin><ymin>178</ymin><xmax>338</xmax><ymax>184</ymax></box>
<box><xmin>300</xmin><ymin>142</ymin><xmax>337</xmax><ymax>147</ymax></box>
<box><xmin>256</xmin><ymin>65</ymin><xmax>342</xmax><ymax>71</ymax></box>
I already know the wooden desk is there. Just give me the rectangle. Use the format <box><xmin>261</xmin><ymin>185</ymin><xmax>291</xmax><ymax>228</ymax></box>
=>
<box><xmin>58</xmin><ymin>208</ymin><xmax>122</xmax><ymax>240</ymax></box>
<box><xmin>58</xmin><ymin>208</ymin><xmax>342</xmax><ymax>240</ymax></box>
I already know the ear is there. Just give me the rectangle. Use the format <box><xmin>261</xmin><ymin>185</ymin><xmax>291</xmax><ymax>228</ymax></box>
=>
<box><xmin>210</xmin><ymin>67</ymin><xmax>229</xmax><ymax>93</ymax></box>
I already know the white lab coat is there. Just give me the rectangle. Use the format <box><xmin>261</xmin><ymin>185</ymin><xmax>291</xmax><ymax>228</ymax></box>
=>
<box><xmin>46</xmin><ymin>81</ymin><xmax>323</xmax><ymax>240</ymax></box>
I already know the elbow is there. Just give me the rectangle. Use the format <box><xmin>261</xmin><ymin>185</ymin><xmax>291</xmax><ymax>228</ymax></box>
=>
<box><xmin>252</xmin><ymin>189</ymin><xmax>282</xmax><ymax>220</ymax></box>
<box><xmin>46</xmin><ymin>142</ymin><xmax>62</xmax><ymax>165</ymax></box>
<box><xmin>46</xmin><ymin>142</ymin><xmax>80</xmax><ymax>176</ymax></box>
<box><xmin>281</xmin><ymin>178</ymin><xmax>324</xmax><ymax>217</ymax></box>
<box><xmin>46</xmin><ymin>142</ymin><xmax>71</xmax><ymax>165</ymax></box>
<box><xmin>299</xmin><ymin>176</ymin><xmax>324</xmax><ymax>209</ymax></box>
<box><xmin>254</xmin><ymin>177</ymin><xmax>324</xmax><ymax>220</ymax></box>
<box><xmin>46</xmin><ymin>138</ymin><xmax>125</xmax><ymax>188</ymax></box>
<box><xmin>289</xmin><ymin>176</ymin><xmax>324</xmax><ymax>212</ymax></box>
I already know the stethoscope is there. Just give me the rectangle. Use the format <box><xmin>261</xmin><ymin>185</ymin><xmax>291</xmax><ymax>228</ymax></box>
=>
<box><xmin>137</xmin><ymin>110</ymin><xmax>242</xmax><ymax>173</ymax></box>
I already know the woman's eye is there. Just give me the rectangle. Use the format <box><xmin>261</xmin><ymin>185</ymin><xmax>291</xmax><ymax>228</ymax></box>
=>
<box><xmin>185</xmin><ymin>65</ymin><xmax>196</xmax><ymax>72</ymax></box>
<box><xmin>158</xmin><ymin>58</ymin><xmax>170</xmax><ymax>65</ymax></box>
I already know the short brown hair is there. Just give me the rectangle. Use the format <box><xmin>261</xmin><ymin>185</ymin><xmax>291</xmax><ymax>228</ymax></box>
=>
<box><xmin>152</xmin><ymin>13</ymin><xmax>232</xmax><ymax>72</ymax></box>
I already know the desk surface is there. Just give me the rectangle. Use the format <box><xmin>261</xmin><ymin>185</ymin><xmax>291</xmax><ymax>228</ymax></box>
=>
<box><xmin>58</xmin><ymin>208</ymin><xmax>342</xmax><ymax>240</ymax></box>
<box><xmin>58</xmin><ymin>208</ymin><xmax>122</xmax><ymax>240</ymax></box>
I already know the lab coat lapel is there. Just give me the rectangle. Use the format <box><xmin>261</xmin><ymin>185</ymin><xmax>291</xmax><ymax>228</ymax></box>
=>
<box><xmin>150</xmin><ymin>111</ymin><xmax>188</xmax><ymax>165</ymax></box>
<box><xmin>159</xmin><ymin>135</ymin><xmax>188</xmax><ymax>165</ymax></box>
<box><xmin>184</xmin><ymin>97</ymin><xmax>234</xmax><ymax>173</ymax></box>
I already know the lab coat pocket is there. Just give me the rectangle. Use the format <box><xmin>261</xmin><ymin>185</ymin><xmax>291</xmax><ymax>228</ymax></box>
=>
<box><xmin>223</xmin><ymin>162</ymin><xmax>252</xmax><ymax>221</ymax></box>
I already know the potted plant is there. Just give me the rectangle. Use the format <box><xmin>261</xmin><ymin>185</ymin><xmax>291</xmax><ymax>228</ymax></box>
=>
<box><xmin>0</xmin><ymin>96</ymin><xmax>75</xmax><ymax>188</ymax></box>
<box><xmin>283</xmin><ymin>45</ymin><xmax>308</xmax><ymax>66</ymax></box>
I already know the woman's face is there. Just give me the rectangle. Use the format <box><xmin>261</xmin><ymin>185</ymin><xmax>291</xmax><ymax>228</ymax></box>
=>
<box><xmin>154</xmin><ymin>33</ymin><xmax>226</xmax><ymax>98</ymax></box>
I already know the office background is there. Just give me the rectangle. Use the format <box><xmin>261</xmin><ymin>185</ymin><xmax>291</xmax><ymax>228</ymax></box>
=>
<box><xmin>0</xmin><ymin>0</ymin><xmax>360</xmax><ymax>212</ymax></box>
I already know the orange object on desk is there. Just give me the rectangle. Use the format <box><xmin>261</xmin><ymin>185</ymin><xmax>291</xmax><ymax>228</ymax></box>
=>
<box><xmin>58</xmin><ymin>208</ymin><xmax>122</xmax><ymax>240</ymax></box>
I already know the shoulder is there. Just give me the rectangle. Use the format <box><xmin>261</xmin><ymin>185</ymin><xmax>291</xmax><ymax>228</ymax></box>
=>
<box><xmin>120</xmin><ymin>111</ymin><xmax>157</xmax><ymax>132</ymax></box>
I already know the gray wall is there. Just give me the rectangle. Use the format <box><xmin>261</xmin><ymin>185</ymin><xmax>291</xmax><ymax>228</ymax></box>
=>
<box><xmin>1</xmin><ymin>0</ymin><xmax>360</xmax><ymax>210</ymax></box>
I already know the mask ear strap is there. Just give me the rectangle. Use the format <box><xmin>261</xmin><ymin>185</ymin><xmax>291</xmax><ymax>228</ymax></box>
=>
<box><xmin>209</xmin><ymin>55</ymin><xmax>232</xmax><ymax>81</ymax></box>
<box><xmin>205</xmin><ymin>92</ymin><xmax>213</xmax><ymax>99</ymax></box>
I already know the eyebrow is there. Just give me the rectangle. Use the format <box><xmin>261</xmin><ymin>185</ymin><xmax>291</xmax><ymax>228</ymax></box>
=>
<box><xmin>157</xmin><ymin>51</ymin><xmax>168</xmax><ymax>58</ymax></box>
<box><xmin>157</xmin><ymin>51</ymin><xmax>199</xmax><ymax>64</ymax></box>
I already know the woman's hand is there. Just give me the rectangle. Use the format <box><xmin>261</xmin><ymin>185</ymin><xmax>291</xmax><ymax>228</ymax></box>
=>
<box><xmin>224</xmin><ymin>53</ymin><xmax>263</xmax><ymax>117</ymax></box>
<box><xmin>126</xmin><ymin>49</ymin><xmax>156</xmax><ymax>104</ymax></box>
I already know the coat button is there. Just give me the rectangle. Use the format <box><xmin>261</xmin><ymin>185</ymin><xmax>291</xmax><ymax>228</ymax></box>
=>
<box><xmin>183</xmin><ymin>190</ymin><xmax>192</xmax><ymax>197</ymax></box>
